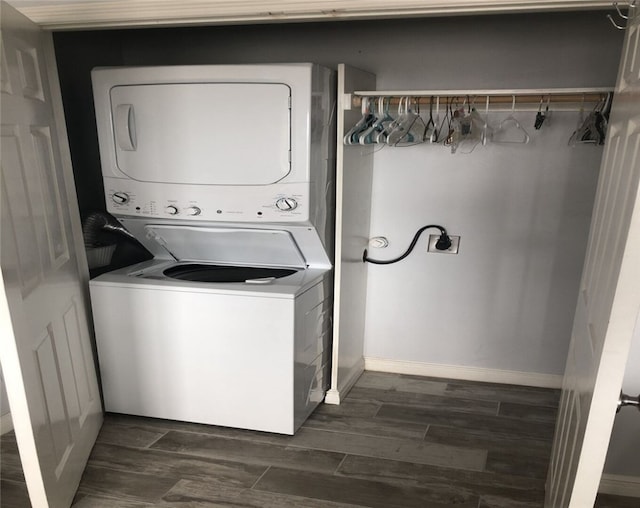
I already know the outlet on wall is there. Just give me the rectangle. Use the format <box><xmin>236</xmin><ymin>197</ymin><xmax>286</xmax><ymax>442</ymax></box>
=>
<box><xmin>427</xmin><ymin>235</ymin><xmax>460</xmax><ymax>254</ymax></box>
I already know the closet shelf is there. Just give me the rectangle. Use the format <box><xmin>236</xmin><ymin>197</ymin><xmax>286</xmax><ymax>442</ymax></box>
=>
<box><xmin>349</xmin><ymin>87</ymin><xmax>614</xmax><ymax>110</ymax></box>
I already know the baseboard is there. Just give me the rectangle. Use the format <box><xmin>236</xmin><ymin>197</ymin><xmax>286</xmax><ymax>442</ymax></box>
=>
<box><xmin>325</xmin><ymin>357</ymin><xmax>365</xmax><ymax>405</ymax></box>
<box><xmin>0</xmin><ymin>412</ymin><xmax>13</xmax><ymax>435</ymax></box>
<box><xmin>364</xmin><ymin>357</ymin><xmax>563</xmax><ymax>389</ymax></box>
<box><xmin>599</xmin><ymin>474</ymin><xmax>640</xmax><ymax>497</ymax></box>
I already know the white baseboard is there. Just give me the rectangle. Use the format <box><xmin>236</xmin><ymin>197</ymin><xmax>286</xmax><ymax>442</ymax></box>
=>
<box><xmin>599</xmin><ymin>474</ymin><xmax>640</xmax><ymax>497</ymax></box>
<box><xmin>325</xmin><ymin>357</ymin><xmax>365</xmax><ymax>405</ymax></box>
<box><xmin>0</xmin><ymin>412</ymin><xmax>13</xmax><ymax>435</ymax></box>
<box><xmin>364</xmin><ymin>357</ymin><xmax>563</xmax><ymax>389</ymax></box>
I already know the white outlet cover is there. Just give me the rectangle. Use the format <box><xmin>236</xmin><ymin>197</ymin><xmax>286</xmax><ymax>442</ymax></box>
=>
<box><xmin>427</xmin><ymin>234</ymin><xmax>460</xmax><ymax>254</ymax></box>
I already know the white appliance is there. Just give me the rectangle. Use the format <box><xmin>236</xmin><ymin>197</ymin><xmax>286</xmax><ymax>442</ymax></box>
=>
<box><xmin>89</xmin><ymin>64</ymin><xmax>335</xmax><ymax>434</ymax></box>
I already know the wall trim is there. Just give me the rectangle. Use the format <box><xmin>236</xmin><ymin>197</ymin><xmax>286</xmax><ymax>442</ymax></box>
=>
<box><xmin>325</xmin><ymin>357</ymin><xmax>365</xmax><ymax>405</ymax></box>
<box><xmin>0</xmin><ymin>412</ymin><xmax>13</xmax><ymax>435</ymax></box>
<box><xmin>599</xmin><ymin>474</ymin><xmax>640</xmax><ymax>497</ymax></box>
<box><xmin>11</xmin><ymin>1</ymin><xmax>612</xmax><ymax>30</ymax></box>
<box><xmin>364</xmin><ymin>357</ymin><xmax>563</xmax><ymax>389</ymax></box>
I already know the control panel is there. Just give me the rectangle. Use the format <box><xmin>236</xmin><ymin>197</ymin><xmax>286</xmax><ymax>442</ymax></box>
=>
<box><xmin>104</xmin><ymin>178</ymin><xmax>310</xmax><ymax>223</ymax></box>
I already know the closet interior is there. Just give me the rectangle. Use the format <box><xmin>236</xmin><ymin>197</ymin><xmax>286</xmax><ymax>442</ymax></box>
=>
<box><xmin>52</xmin><ymin>9</ymin><xmax>623</xmax><ymax>418</ymax></box>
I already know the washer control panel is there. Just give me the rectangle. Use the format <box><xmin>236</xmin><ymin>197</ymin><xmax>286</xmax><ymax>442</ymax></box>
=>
<box><xmin>105</xmin><ymin>179</ymin><xmax>310</xmax><ymax>223</ymax></box>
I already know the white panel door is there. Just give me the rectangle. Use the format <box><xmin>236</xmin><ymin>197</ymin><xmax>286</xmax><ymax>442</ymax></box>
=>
<box><xmin>0</xmin><ymin>2</ymin><xmax>102</xmax><ymax>507</ymax></box>
<box><xmin>545</xmin><ymin>6</ymin><xmax>640</xmax><ymax>507</ymax></box>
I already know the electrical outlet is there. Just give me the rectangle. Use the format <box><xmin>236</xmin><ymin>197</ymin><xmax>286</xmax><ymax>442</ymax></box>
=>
<box><xmin>427</xmin><ymin>235</ymin><xmax>460</xmax><ymax>254</ymax></box>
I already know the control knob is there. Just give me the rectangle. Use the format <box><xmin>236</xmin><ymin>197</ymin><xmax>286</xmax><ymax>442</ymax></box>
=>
<box><xmin>165</xmin><ymin>205</ymin><xmax>179</xmax><ymax>215</ymax></box>
<box><xmin>112</xmin><ymin>192</ymin><xmax>129</xmax><ymax>204</ymax></box>
<box><xmin>185</xmin><ymin>206</ymin><xmax>202</xmax><ymax>216</ymax></box>
<box><xmin>275</xmin><ymin>197</ymin><xmax>298</xmax><ymax>211</ymax></box>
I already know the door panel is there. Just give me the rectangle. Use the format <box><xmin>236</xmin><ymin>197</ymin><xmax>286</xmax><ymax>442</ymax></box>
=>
<box><xmin>546</xmin><ymin>6</ymin><xmax>640</xmax><ymax>506</ymax></box>
<box><xmin>0</xmin><ymin>2</ymin><xmax>102</xmax><ymax>507</ymax></box>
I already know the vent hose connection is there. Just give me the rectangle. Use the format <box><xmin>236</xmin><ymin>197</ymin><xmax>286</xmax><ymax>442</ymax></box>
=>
<box><xmin>82</xmin><ymin>211</ymin><xmax>135</xmax><ymax>246</ymax></box>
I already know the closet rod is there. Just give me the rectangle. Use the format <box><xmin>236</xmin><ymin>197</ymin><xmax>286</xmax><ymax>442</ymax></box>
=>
<box><xmin>351</xmin><ymin>87</ymin><xmax>613</xmax><ymax>108</ymax></box>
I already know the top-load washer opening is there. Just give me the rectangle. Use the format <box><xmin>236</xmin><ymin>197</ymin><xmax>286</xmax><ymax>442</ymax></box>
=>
<box><xmin>137</xmin><ymin>225</ymin><xmax>312</xmax><ymax>283</ymax></box>
<box><xmin>163</xmin><ymin>263</ymin><xmax>298</xmax><ymax>283</ymax></box>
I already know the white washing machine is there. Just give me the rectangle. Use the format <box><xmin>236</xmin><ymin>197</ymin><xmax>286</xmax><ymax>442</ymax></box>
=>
<box><xmin>89</xmin><ymin>64</ymin><xmax>335</xmax><ymax>434</ymax></box>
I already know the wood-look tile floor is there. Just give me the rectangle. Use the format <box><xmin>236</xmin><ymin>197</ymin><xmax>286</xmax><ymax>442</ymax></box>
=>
<box><xmin>1</xmin><ymin>372</ymin><xmax>638</xmax><ymax>507</ymax></box>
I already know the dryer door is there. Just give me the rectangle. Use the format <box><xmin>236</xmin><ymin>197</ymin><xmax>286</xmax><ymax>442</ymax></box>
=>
<box><xmin>109</xmin><ymin>82</ymin><xmax>291</xmax><ymax>185</ymax></box>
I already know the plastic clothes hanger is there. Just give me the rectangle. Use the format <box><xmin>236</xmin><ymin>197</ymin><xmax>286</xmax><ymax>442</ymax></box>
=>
<box><xmin>374</xmin><ymin>98</ymin><xmax>398</xmax><ymax>144</ymax></box>
<box><xmin>447</xmin><ymin>96</ymin><xmax>486</xmax><ymax>154</ymax></box>
<box><xmin>343</xmin><ymin>97</ymin><xmax>376</xmax><ymax>145</ymax></box>
<box><xmin>360</xmin><ymin>97</ymin><xmax>394</xmax><ymax>145</ymax></box>
<box><xmin>534</xmin><ymin>96</ymin><xmax>550</xmax><ymax>130</ymax></box>
<box><xmin>424</xmin><ymin>96</ymin><xmax>439</xmax><ymax>143</ymax></box>
<box><xmin>387</xmin><ymin>97</ymin><xmax>426</xmax><ymax>146</ymax></box>
<box><xmin>490</xmin><ymin>96</ymin><xmax>530</xmax><ymax>144</ymax></box>
<box><xmin>481</xmin><ymin>95</ymin><xmax>493</xmax><ymax>145</ymax></box>
<box><xmin>444</xmin><ymin>97</ymin><xmax>461</xmax><ymax>152</ymax></box>
<box><xmin>569</xmin><ymin>94</ymin><xmax>610</xmax><ymax>146</ymax></box>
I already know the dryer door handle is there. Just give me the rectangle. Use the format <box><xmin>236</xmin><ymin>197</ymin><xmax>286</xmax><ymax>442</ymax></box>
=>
<box><xmin>115</xmin><ymin>104</ymin><xmax>137</xmax><ymax>151</ymax></box>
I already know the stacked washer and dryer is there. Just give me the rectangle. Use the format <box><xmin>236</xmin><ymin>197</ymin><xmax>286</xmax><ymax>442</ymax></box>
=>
<box><xmin>89</xmin><ymin>64</ymin><xmax>335</xmax><ymax>435</ymax></box>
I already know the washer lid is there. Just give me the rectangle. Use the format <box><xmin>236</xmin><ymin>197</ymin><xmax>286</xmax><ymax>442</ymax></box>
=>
<box><xmin>143</xmin><ymin>225</ymin><xmax>307</xmax><ymax>268</ymax></box>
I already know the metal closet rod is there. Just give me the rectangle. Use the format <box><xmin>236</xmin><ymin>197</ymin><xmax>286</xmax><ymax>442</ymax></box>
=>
<box><xmin>351</xmin><ymin>88</ymin><xmax>614</xmax><ymax>108</ymax></box>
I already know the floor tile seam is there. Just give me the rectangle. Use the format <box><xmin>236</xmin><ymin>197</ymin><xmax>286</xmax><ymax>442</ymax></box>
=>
<box><xmin>444</xmin><ymin>395</ymin><xmax>561</xmax><ymax>410</ymax></box>
<box><xmin>142</xmin><ymin>429</ymin><xmax>170</xmax><ymax>449</ymax></box>
<box><xmin>82</xmin><ymin>445</ymin><xmax>271</xmax><ymax>476</ymax></box>
<box><xmin>280</xmin><ymin>443</ymin><xmax>487</xmax><ymax>473</ymax></box>
<box><xmin>375</xmin><ymin>400</ymin><xmax>557</xmax><ymax>422</ymax></box>
<box><xmin>249</xmin><ymin>464</ymin><xmax>272</xmax><ymax>490</ymax></box>
<box><xmin>300</xmin><ymin>424</ymin><xmax>428</xmax><ymax>441</ymax></box>
<box><xmin>148</xmin><ymin>428</ymin><xmax>294</xmax><ymax>448</ymax></box>
<box><xmin>72</xmin><ymin>494</ymin><xmax>155</xmax><ymax>507</ymax></box>
<box><xmin>331</xmin><ymin>468</ymin><xmax>547</xmax><ymax>499</ymax></box>
<box><xmin>370</xmin><ymin>402</ymin><xmax>523</xmax><ymax>419</ymax></box>
<box><xmin>347</xmin><ymin>392</ymin><xmax>501</xmax><ymax>411</ymax></box>
<box><xmin>373</xmin><ymin>416</ymin><xmax>556</xmax><ymax>441</ymax></box>
<box><xmin>79</xmin><ymin>462</ymin><xmax>184</xmax><ymax>486</ymax></box>
<box><xmin>422</xmin><ymin>442</ymin><xmax>553</xmax><ymax>459</ymax></box>
<box><xmin>440</xmin><ymin>388</ymin><xmax>560</xmax><ymax>401</ymax></box>
<box><xmin>104</xmin><ymin>418</ymin><xmax>297</xmax><ymax>445</ymax></box>
<box><xmin>112</xmin><ymin>445</ymin><xmax>343</xmax><ymax>474</ymax></box>
<box><xmin>289</xmin><ymin>427</ymin><xmax>477</xmax><ymax>450</ymax></box>
<box><xmin>372</xmin><ymin>410</ymin><xmax>557</xmax><ymax>437</ymax></box>
<box><xmin>76</xmin><ymin>482</ymin><xmax>172</xmax><ymax>504</ymax></box>
<box><xmin>332</xmin><ymin>453</ymin><xmax>349</xmax><ymax>475</ymax></box>
<box><xmin>254</xmin><ymin>463</ymin><xmax>486</xmax><ymax>506</ymax></box>
<box><xmin>249</xmin><ymin>480</ymin><xmax>371</xmax><ymax>508</ymax></box>
<box><xmin>421</xmin><ymin>423</ymin><xmax>552</xmax><ymax>445</ymax></box>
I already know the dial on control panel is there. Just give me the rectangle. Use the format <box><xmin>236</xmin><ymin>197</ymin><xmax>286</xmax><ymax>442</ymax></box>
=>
<box><xmin>165</xmin><ymin>205</ymin><xmax>179</xmax><ymax>215</ymax></box>
<box><xmin>112</xmin><ymin>192</ymin><xmax>129</xmax><ymax>204</ymax></box>
<box><xmin>185</xmin><ymin>206</ymin><xmax>202</xmax><ymax>216</ymax></box>
<box><xmin>275</xmin><ymin>197</ymin><xmax>298</xmax><ymax>211</ymax></box>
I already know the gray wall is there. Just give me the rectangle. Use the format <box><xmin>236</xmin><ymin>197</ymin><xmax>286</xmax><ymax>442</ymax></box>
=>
<box><xmin>364</xmin><ymin>117</ymin><xmax>603</xmax><ymax>376</ymax></box>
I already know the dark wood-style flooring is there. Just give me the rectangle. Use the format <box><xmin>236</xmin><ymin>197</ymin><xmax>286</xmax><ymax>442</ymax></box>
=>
<box><xmin>1</xmin><ymin>372</ymin><xmax>638</xmax><ymax>507</ymax></box>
